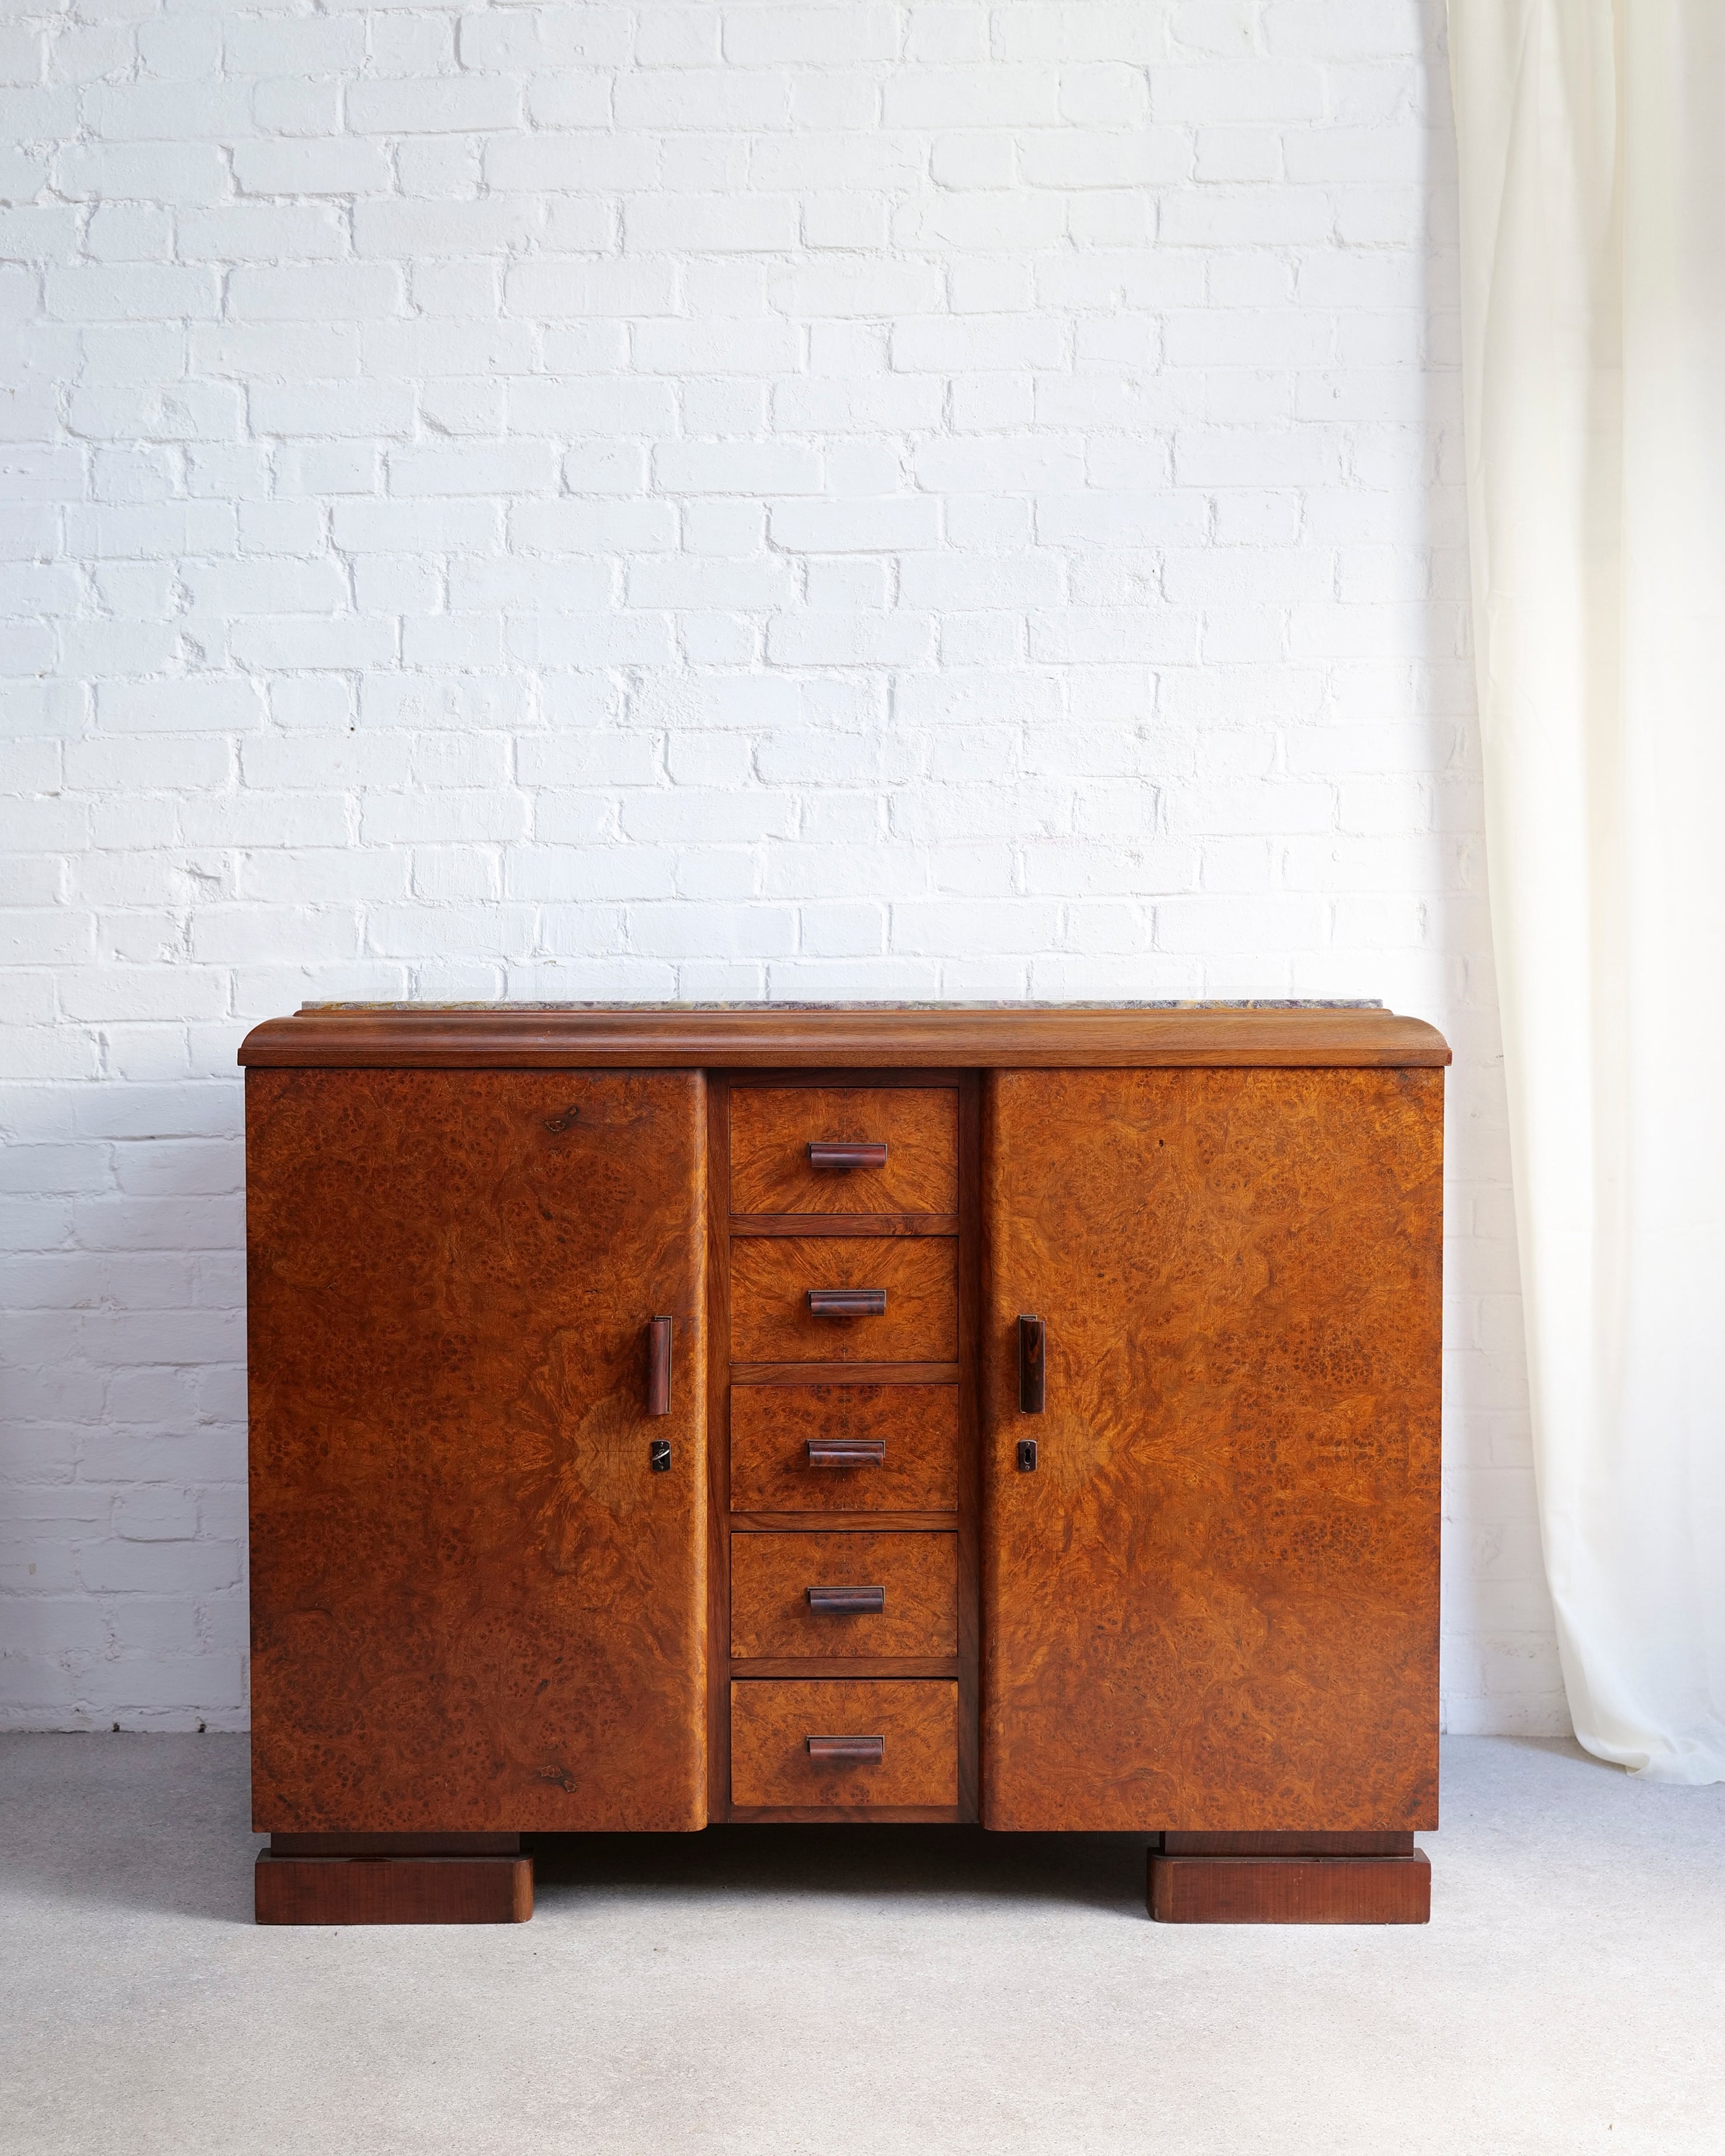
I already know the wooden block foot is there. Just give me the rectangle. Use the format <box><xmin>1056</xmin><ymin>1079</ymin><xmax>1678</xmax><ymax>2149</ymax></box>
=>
<box><xmin>1148</xmin><ymin>1848</ymin><xmax>1429</xmax><ymax>1924</ymax></box>
<box><xmin>255</xmin><ymin>1851</ymin><xmax>533</xmax><ymax>1925</ymax></box>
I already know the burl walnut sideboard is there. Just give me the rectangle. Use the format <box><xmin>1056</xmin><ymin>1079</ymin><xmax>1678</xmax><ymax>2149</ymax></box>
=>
<box><xmin>238</xmin><ymin>1002</ymin><xmax>1448</xmax><ymax>1928</ymax></box>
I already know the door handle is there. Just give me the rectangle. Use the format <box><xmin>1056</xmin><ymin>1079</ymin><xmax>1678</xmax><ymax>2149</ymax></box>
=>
<box><xmin>808</xmin><ymin>1288</ymin><xmax>886</xmax><ymax>1318</ymax></box>
<box><xmin>1019</xmin><ymin>1314</ymin><xmax>1045</xmax><ymax>1414</ymax></box>
<box><xmin>806</xmin><ymin>1734</ymin><xmax>884</xmax><ymax>1763</ymax></box>
<box><xmin>807</xmin><ymin>1141</ymin><xmax>888</xmax><ymax>1169</ymax></box>
<box><xmin>806</xmin><ymin>1438</ymin><xmax>886</xmax><ymax>1466</ymax></box>
<box><xmin>647</xmin><ymin>1315</ymin><xmax>673</xmax><ymax>1416</ymax></box>
<box><xmin>806</xmin><ymin>1585</ymin><xmax>886</xmax><ymax>1614</ymax></box>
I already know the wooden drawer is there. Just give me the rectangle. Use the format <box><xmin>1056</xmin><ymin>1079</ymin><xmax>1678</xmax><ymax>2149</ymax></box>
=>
<box><xmin>731</xmin><ymin>1237</ymin><xmax>956</xmax><ymax>1364</ymax></box>
<box><xmin>730</xmin><ymin>1383</ymin><xmax>960</xmax><ymax>1512</ymax></box>
<box><xmin>730</xmin><ymin>1680</ymin><xmax>959</xmax><ymax>1809</ymax></box>
<box><xmin>730</xmin><ymin>1532</ymin><xmax>957</xmax><ymax>1659</ymax></box>
<box><xmin>730</xmin><ymin>1087</ymin><xmax>958</xmax><ymax>1216</ymax></box>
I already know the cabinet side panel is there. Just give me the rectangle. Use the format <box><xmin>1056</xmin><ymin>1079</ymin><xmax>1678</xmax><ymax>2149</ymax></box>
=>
<box><xmin>982</xmin><ymin>1067</ymin><xmax>1442</xmax><ymax>1832</ymax></box>
<box><xmin>247</xmin><ymin>1068</ymin><xmax>707</xmax><ymax>1833</ymax></box>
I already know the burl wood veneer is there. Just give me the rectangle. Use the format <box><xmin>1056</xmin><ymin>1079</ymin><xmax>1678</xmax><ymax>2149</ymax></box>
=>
<box><xmin>981</xmin><ymin>1066</ymin><xmax>1443</xmax><ymax>1834</ymax></box>
<box><xmin>729</xmin><ymin>1383</ymin><xmax>961</xmax><ymax>1513</ymax></box>
<box><xmin>730</xmin><ymin>1235</ymin><xmax>958</xmax><ymax>1365</ymax></box>
<box><xmin>730</xmin><ymin>1086</ymin><xmax>959</xmax><ymax>1215</ymax></box>
<box><xmin>246</xmin><ymin>1068</ymin><xmax>707</xmax><ymax>1834</ymax></box>
<box><xmin>729</xmin><ymin>1531</ymin><xmax>959</xmax><ymax>1659</ymax></box>
<box><xmin>717</xmin><ymin>1071</ymin><xmax>978</xmax><ymax>1827</ymax></box>
<box><xmin>241</xmin><ymin>1004</ymin><xmax>1448</xmax><ymax>1925</ymax></box>
<box><xmin>729</xmin><ymin>1679</ymin><xmax>960</xmax><ymax>1810</ymax></box>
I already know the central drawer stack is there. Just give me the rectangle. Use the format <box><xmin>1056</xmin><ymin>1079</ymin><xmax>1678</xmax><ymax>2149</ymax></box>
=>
<box><xmin>720</xmin><ymin>1076</ymin><xmax>977</xmax><ymax>1820</ymax></box>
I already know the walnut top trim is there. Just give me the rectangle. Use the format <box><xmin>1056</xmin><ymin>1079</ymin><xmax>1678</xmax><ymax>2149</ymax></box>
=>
<box><xmin>238</xmin><ymin>1002</ymin><xmax>1450</xmax><ymax>1070</ymax></box>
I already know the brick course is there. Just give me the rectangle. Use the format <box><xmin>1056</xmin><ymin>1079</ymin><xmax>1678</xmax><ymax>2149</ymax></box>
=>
<box><xmin>0</xmin><ymin>0</ymin><xmax>1561</xmax><ymax>1737</ymax></box>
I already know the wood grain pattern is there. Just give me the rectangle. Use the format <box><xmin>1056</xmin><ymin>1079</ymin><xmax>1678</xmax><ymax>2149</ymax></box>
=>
<box><xmin>730</xmin><ymin>1513</ymin><xmax>957</xmax><ymax>1533</ymax></box>
<box><xmin>732</xmin><ymin>1360</ymin><xmax>960</xmax><ymax>1386</ymax></box>
<box><xmin>729</xmin><ymin>1680</ymin><xmax>959</xmax><ymax>1808</ymax></box>
<box><xmin>726</xmin><ymin>1804</ymin><xmax>962</xmax><ymax>1824</ymax></box>
<box><xmin>255</xmin><ymin>1852</ymin><xmax>534</xmax><ymax>1925</ymax></box>
<box><xmin>731</xmin><ymin>1237</ymin><xmax>957</xmax><ymax>1365</ymax></box>
<box><xmin>1148</xmin><ymin>1852</ymin><xmax>1431</xmax><ymax>1925</ymax></box>
<box><xmin>730</xmin><ymin>1087</ymin><xmax>958</xmax><ymax>1214</ymax></box>
<box><xmin>269</xmin><ymin>1833</ymin><xmax>519</xmax><ymax>1856</ymax></box>
<box><xmin>1161</xmin><ymin>1831</ymin><xmax>1414</xmax><ymax>1857</ymax></box>
<box><xmin>730</xmin><ymin>1383</ymin><xmax>960</xmax><ymax>1513</ymax></box>
<box><xmin>732</xmin><ymin>1214</ymin><xmax>959</xmax><ymax>1239</ymax></box>
<box><xmin>704</xmin><ymin>1073</ymin><xmax>733</xmax><ymax>1824</ymax></box>
<box><xmin>730</xmin><ymin>1532</ymin><xmax>957</xmax><ymax>1658</ymax></box>
<box><xmin>727</xmin><ymin>1656</ymin><xmax>959</xmax><ymax>1680</ymax></box>
<box><xmin>981</xmin><ymin>1067</ymin><xmax>1443</xmax><ymax>1834</ymax></box>
<box><xmin>954</xmin><ymin>1068</ymin><xmax>983</xmax><ymax>1825</ymax></box>
<box><xmin>247</xmin><ymin>1068</ymin><xmax>707</xmax><ymax>1834</ymax></box>
<box><xmin>240</xmin><ymin>1004</ymin><xmax>1452</xmax><ymax>1070</ymax></box>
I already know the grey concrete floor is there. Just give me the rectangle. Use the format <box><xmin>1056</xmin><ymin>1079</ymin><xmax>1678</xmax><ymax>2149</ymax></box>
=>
<box><xmin>2</xmin><ymin>1735</ymin><xmax>1722</xmax><ymax>2155</ymax></box>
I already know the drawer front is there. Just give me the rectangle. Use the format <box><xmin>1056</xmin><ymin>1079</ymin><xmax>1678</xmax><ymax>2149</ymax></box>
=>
<box><xmin>730</xmin><ymin>1383</ymin><xmax>960</xmax><ymax>1512</ymax></box>
<box><xmin>730</xmin><ymin>1532</ymin><xmax>957</xmax><ymax>1659</ymax></box>
<box><xmin>730</xmin><ymin>1088</ymin><xmax>958</xmax><ymax>1216</ymax></box>
<box><xmin>731</xmin><ymin>1237</ymin><xmax>957</xmax><ymax>1364</ymax></box>
<box><xmin>730</xmin><ymin>1680</ymin><xmax>959</xmax><ymax>1808</ymax></box>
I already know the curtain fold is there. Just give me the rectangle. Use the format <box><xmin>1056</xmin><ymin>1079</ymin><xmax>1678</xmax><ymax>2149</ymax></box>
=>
<box><xmin>1447</xmin><ymin>0</ymin><xmax>1725</xmax><ymax>1779</ymax></box>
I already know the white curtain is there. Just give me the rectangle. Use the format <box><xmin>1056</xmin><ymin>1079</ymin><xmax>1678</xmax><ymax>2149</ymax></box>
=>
<box><xmin>1446</xmin><ymin>1</ymin><xmax>1725</xmax><ymax>1779</ymax></box>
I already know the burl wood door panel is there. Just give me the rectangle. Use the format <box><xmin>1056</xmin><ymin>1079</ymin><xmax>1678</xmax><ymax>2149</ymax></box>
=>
<box><xmin>730</xmin><ymin>1532</ymin><xmax>958</xmax><ymax>1658</ymax></box>
<box><xmin>730</xmin><ymin>1680</ymin><xmax>959</xmax><ymax>1808</ymax></box>
<box><xmin>730</xmin><ymin>1237</ymin><xmax>957</xmax><ymax>1364</ymax></box>
<box><xmin>730</xmin><ymin>1087</ymin><xmax>958</xmax><ymax>1215</ymax></box>
<box><xmin>247</xmin><ymin>1069</ymin><xmax>707</xmax><ymax>1833</ymax></box>
<box><xmin>730</xmin><ymin>1383</ymin><xmax>961</xmax><ymax>1512</ymax></box>
<box><xmin>982</xmin><ymin>1068</ymin><xmax>1442</xmax><ymax>1833</ymax></box>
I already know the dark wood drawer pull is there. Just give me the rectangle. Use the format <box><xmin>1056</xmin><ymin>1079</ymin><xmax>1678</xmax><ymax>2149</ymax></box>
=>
<box><xmin>1019</xmin><ymin>1313</ymin><xmax>1045</xmax><ymax>1414</ymax></box>
<box><xmin>808</xmin><ymin>1141</ymin><xmax>888</xmax><ymax>1169</ymax></box>
<box><xmin>806</xmin><ymin>1585</ymin><xmax>886</xmax><ymax>1614</ymax></box>
<box><xmin>807</xmin><ymin>1287</ymin><xmax>887</xmax><ymax>1318</ymax></box>
<box><xmin>806</xmin><ymin>1438</ymin><xmax>887</xmax><ymax>1466</ymax></box>
<box><xmin>647</xmin><ymin>1315</ymin><xmax>673</xmax><ymax>1416</ymax></box>
<box><xmin>806</xmin><ymin>1734</ymin><xmax>884</xmax><ymax>1763</ymax></box>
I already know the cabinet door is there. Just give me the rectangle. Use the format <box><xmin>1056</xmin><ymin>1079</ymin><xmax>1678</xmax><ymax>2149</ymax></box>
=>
<box><xmin>247</xmin><ymin>1070</ymin><xmax>706</xmax><ymax>1832</ymax></box>
<box><xmin>982</xmin><ymin>1068</ymin><xmax>1442</xmax><ymax>1832</ymax></box>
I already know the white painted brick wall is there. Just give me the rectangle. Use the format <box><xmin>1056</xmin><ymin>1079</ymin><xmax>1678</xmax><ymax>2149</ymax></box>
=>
<box><xmin>0</xmin><ymin>0</ymin><xmax>1564</xmax><ymax>1738</ymax></box>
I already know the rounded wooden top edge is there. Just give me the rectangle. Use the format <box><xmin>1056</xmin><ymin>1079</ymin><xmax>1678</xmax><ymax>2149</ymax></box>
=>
<box><xmin>238</xmin><ymin>1006</ymin><xmax>1452</xmax><ymax>1069</ymax></box>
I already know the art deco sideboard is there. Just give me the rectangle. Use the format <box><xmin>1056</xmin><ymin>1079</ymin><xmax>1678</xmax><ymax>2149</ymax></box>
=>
<box><xmin>238</xmin><ymin>1002</ymin><xmax>1448</xmax><ymax>1926</ymax></box>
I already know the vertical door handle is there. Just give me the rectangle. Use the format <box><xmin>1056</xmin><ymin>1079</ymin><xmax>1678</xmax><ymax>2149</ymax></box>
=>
<box><xmin>1019</xmin><ymin>1314</ymin><xmax>1045</xmax><ymax>1414</ymax></box>
<box><xmin>647</xmin><ymin>1316</ymin><xmax>673</xmax><ymax>1417</ymax></box>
